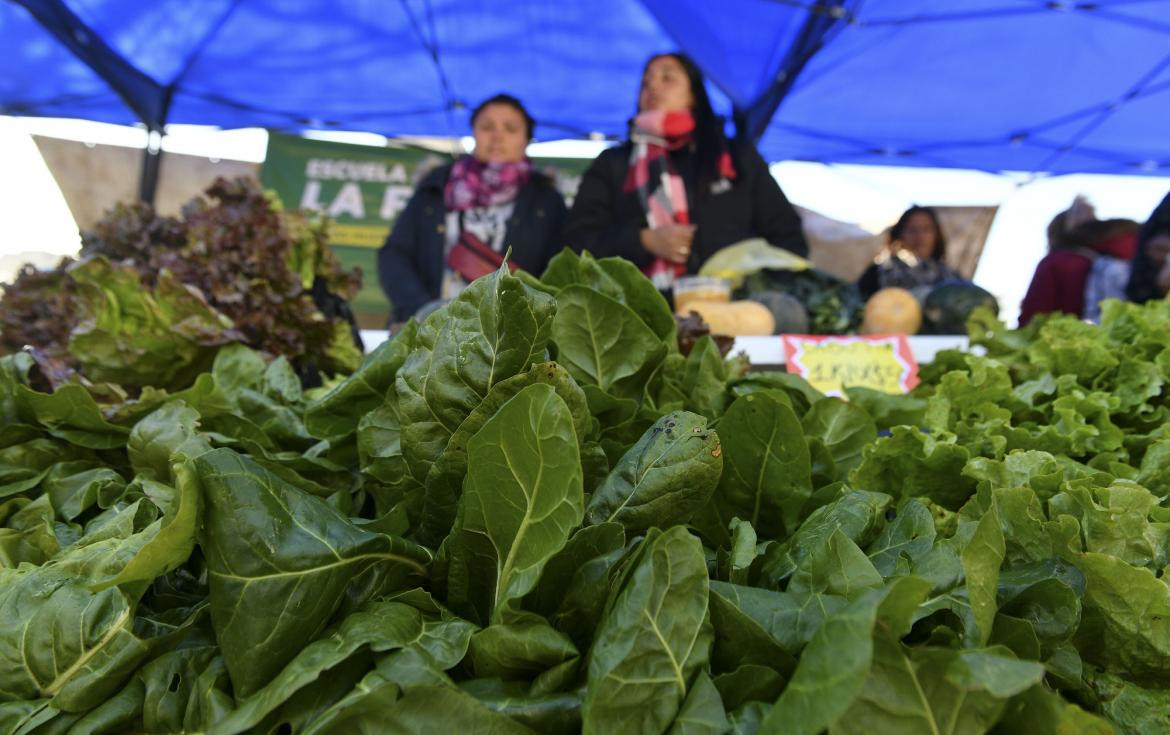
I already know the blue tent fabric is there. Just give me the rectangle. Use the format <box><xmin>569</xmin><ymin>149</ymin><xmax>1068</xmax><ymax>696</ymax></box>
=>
<box><xmin>3</xmin><ymin>0</ymin><xmax>1170</xmax><ymax>175</ymax></box>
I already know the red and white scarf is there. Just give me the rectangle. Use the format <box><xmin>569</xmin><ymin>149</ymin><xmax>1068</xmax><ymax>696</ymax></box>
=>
<box><xmin>625</xmin><ymin>110</ymin><xmax>694</xmax><ymax>289</ymax></box>
<box><xmin>624</xmin><ymin>110</ymin><xmax>738</xmax><ymax>290</ymax></box>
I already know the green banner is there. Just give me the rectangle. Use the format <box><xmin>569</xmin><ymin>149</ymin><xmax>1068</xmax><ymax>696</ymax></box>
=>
<box><xmin>261</xmin><ymin>132</ymin><xmax>589</xmax><ymax>328</ymax></box>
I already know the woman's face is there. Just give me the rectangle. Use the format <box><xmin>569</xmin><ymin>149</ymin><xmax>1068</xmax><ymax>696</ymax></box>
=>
<box><xmin>472</xmin><ymin>103</ymin><xmax>528</xmax><ymax>163</ymax></box>
<box><xmin>900</xmin><ymin>211</ymin><xmax>940</xmax><ymax>260</ymax></box>
<box><xmin>639</xmin><ymin>56</ymin><xmax>694</xmax><ymax>113</ymax></box>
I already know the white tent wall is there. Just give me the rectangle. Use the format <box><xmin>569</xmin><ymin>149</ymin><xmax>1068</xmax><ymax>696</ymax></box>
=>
<box><xmin>33</xmin><ymin>137</ymin><xmax>260</xmax><ymax>230</ymax></box>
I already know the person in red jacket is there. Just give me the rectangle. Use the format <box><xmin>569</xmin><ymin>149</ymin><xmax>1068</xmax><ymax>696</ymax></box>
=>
<box><xmin>1018</xmin><ymin>210</ymin><xmax>1139</xmax><ymax>326</ymax></box>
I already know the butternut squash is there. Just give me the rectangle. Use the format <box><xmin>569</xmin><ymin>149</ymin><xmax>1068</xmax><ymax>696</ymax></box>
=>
<box><xmin>681</xmin><ymin>300</ymin><xmax>776</xmax><ymax>336</ymax></box>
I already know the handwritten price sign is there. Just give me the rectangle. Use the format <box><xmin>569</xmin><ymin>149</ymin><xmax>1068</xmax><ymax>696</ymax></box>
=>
<box><xmin>781</xmin><ymin>334</ymin><xmax>919</xmax><ymax>396</ymax></box>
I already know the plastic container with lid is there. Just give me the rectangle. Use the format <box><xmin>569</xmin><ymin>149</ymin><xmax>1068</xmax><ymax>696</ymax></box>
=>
<box><xmin>672</xmin><ymin>276</ymin><xmax>731</xmax><ymax>314</ymax></box>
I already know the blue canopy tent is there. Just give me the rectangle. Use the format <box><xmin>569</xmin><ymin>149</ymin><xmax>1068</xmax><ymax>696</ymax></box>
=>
<box><xmin>3</xmin><ymin>0</ymin><xmax>1169</xmax><ymax>202</ymax></box>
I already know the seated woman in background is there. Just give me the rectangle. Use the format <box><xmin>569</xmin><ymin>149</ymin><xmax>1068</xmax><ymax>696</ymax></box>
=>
<box><xmin>1124</xmin><ymin>191</ymin><xmax>1170</xmax><ymax>305</ymax></box>
<box><xmin>564</xmin><ymin>52</ymin><xmax>807</xmax><ymax>291</ymax></box>
<box><xmin>1018</xmin><ymin>195</ymin><xmax>1139</xmax><ymax>326</ymax></box>
<box><xmin>857</xmin><ymin>206</ymin><xmax>960</xmax><ymax>300</ymax></box>
<box><xmin>377</xmin><ymin>94</ymin><xmax>567</xmax><ymax>322</ymax></box>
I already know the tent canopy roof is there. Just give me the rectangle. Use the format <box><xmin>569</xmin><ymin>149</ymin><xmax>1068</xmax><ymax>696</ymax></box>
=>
<box><xmin>3</xmin><ymin>0</ymin><xmax>1170</xmax><ymax>175</ymax></box>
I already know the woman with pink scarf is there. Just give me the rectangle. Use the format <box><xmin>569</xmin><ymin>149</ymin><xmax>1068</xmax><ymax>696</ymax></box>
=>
<box><xmin>378</xmin><ymin>94</ymin><xmax>567</xmax><ymax>321</ymax></box>
<box><xmin>565</xmin><ymin>53</ymin><xmax>807</xmax><ymax>291</ymax></box>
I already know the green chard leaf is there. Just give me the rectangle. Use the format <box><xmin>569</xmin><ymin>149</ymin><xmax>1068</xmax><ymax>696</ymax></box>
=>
<box><xmin>583</xmin><ymin>526</ymin><xmax>713</xmax><ymax>735</ymax></box>
<box><xmin>194</xmin><ymin>448</ymin><xmax>430</xmax><ymax>697</ymax></box>
<box><xmin>396</xmin><ymin>266</ymin><xmax>555</xmax><ymax>483</ymax></box>
<box><xmin>551</xmin><ymin>285</ymin><xmax>668</xmax><ymax>401</ymax></box>
<box><xmin>444</xmin><ymin>383</ymin><xmax>583</xmax><ymax>626</ymax></box>
<box><xmin>420</xmin><ymin>361</ymin><xmax>591</xmax><ymax>548</ymax></box>
<box><xmin>584</xmin><ymin>411</ymin><xmax>722</xmax><ymax>533</ymax></box>
<box><xmin>701</xmin><ymin>393</ymin><xmax>811</xmax><ymax>545</ymax></box>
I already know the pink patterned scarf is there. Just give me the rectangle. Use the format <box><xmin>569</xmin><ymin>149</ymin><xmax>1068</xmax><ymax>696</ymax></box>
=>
<box><xmin>444</xmin><ymin>155</ymin><xmax>532</xmax><ymax>212</ymax></box>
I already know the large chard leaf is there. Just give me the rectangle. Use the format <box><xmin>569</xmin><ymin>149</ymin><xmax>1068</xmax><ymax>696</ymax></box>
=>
<box><xmin>194</xmin><ymin>448</ymin><xmax>430</xmax><ymax>697</ymax></box>
<box><xmin>540</xmin><ymin>249</ymin><xmax>677</xmax><ymax>346</ymax></box>
<box><xmin>551</xmin><ymin>285</ymin><xmax>667</xmax><ymax>401</ymax></box>
<box><xmin>833</xmin><ymin>643</ymin><xmax>1045</xmax><ymax>735</ymax></box>
<box><xmin>583</xmin><ymin>526</ymin><xmax>713</xmax><ymax>735</ymax></box>
<box><xmin>396</xmin><ymin>268</ymin><xmax>555</xmax><ymax>483</ymax></box>
<box><xmin>0</xmin><ymin>543</ymin><xmax>202</xmax><ymax>713</ymax></box>
<box><xmin>704</xmin><ymin>393</ymin><xmax>811</xmax><ymax>545</ymax></box>
<box><xmin>420</xmin><ymin>361</ymin><xmax>592</xmax><ymax>547</ymax></box>
<box><xmin>445</xmin><ymin>383</ymin><xmax>583</xmax><ymax>625</ymax></box>
<box><xmin>584</xmin><ymin>411</ymin><xmax>722</xmax><ymax>533</ymax></box>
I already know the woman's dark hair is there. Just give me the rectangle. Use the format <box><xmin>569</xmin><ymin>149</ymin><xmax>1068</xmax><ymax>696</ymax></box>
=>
<box><xmin>471</xmin><ymin>94</ymin><xmax>535</xmax><ymax>140</ymax></box>
<box><xmin>640</xmin><ymin>52</ymin><xmax>727</xmax><ymax>185</ymax></box>
<box><xmin>889</xmin><ymin>205</ymin><xmax>947</xmax><ymax>261</ymax></box>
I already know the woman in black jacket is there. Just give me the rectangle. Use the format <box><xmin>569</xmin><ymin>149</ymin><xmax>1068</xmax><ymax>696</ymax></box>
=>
<box><xmin>564</xmin><ymin>53</ymin><xmax>807</xmax><ymax>290</ymax></box>
<box><xmin>378</xmin><ymin>94</ymin><xmax>567</xmax><ymax>321</ymax></box>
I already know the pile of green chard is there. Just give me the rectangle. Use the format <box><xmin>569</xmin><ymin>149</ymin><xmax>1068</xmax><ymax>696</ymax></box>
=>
<box><xmin>2</xmin><ymin>250</ymin><xmax>1170</xmax><ymax>734</ymax></box>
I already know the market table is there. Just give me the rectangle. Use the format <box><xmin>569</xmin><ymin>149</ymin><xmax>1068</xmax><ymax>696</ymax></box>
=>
<box><xmin>359</xmin><ymin>330</ymin><xmax>970</xmax><ymax>367</ymax></box>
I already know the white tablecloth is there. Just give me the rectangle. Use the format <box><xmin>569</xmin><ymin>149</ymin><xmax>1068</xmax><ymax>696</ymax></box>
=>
<box><xmin>359</xmin><ymin>330</ymin><xmax>971</xmax><ymax>366</ymax></box>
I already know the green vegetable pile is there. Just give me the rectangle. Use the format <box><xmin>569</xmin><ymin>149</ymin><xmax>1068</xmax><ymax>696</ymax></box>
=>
<box><xmin>0</xmin><ymin>177</ymin><xmax>362</xmax><ymax>395</ymax></box>
<box><xmin>2</xmin><ymin>249</ymin><xmax>1169</xmax><ymax>734</ymax></box>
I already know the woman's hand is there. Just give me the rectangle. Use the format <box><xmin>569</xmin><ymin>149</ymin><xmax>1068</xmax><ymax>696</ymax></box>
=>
<box><xmin>641</xmin><ymin>224</ymin><xmax>696</xmax><ymax>263</ymax></box>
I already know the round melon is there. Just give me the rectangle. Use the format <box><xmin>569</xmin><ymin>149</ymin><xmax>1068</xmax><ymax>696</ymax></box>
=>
<box><xmin>861</xmin><ymin>287</ymin><xmax>922</xmax><ymax>335</ymax></box>
<box><xmin>921</xmin><ymin>282</ymin><xmax>999</xmax><ymax>334</ymax></box>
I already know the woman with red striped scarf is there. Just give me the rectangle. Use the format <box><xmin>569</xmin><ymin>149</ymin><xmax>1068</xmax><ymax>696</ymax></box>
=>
<box><xmin>564</xmin><ymin>53</ymin><xmax>807</xmax><ymax>293</ymax></box>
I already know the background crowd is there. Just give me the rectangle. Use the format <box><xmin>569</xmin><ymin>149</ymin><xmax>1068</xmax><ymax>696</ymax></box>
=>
<box><xmin>377</xmin><ymin>52</ymin><xmax>1170</xmax><ymax>329</ymax></box>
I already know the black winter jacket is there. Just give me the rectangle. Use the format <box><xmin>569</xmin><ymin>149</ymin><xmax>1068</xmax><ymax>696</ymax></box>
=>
<box><xmin>377</xmin><ymin>163</ymin><xmax>568</xmax><ymax>321</ymax></box>
<box><xmin>563</xmin><ymin>139</ymin><xmax>807</xmax><ymax>271</ymax></box>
